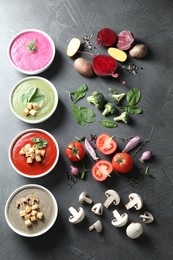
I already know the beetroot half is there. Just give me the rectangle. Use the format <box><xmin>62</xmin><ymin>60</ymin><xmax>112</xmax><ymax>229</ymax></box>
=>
<box><xmin>92</xmin><ymin>55</ymin><xmax>118</xmax><ymax>77</ymax></box>
<box><xmin>96</xmin><ymin>28</ymin><xmax>117</xmax><ymax>47</ymax></box>
<box><xmin>117</xmin><ymin>30</ymin><xmax>135</xmax><ymax>50</ymax></box>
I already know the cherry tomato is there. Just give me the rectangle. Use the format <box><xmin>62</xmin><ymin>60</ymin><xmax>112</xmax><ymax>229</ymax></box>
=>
<box><xmin>92</xmin><ymin>160</ymin><xmax>113</xmax><ymax>181</ymax></box>
<box><xmin>65</xmin><ymin>142</ymin><xmax>85</xmax><ymax>162</ymax></box>
<box><xmin>96</xmin><ymin>133</ymin><xmax>117</xmax><ymax>155</ymax></box>
<box><xmin>112</xmin><ymin>152</ymin><xmax>133</xmax><ymax>173</ymax></box>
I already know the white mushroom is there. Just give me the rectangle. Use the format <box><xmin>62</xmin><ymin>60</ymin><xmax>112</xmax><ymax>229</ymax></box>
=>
<box><xmin>125</xmin><ymin>193</ymin><xmax>143</xmax><ymax>210</ymax></box>
<box><xmin>91</xmin><ymin>203</ymin><xmax>103</xmax><ymax>216</ymax></box>
<box><xmin>79</xmin><ymin>192</ymin><xmax>93</xmax><ymax>205</ymax></box>
<box><xmin>126</xmin><ymin>222</ymin><xmax>143</xmax><ymax>239</ymax></box>
<box><xmin>103</xmin><ymin>189</ymin><xmax>120</xmax><ymax>208</ymax></box>
<box><xmin>140</xmin><ymin>211</ymin><xmax>154</xmax><ymax>224</ymax></box>
<box><xmin>68</xmin><ymin>207</ymin><xmax>85</xmax><ymax>224</ymax></box>
<box><xmin>89</xmin><ymin>220</ymin><xmax>103</xmax><ymax>233</ymax></box>
<box><xmin>111</xmin><ymin>209</ymin><xmax>128</xmax><ymax>227</ymax></box>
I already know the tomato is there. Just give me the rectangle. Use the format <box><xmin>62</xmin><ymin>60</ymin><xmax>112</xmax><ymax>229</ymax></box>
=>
<box><xmin>96</xmin><ymin>133</ymin><xmax>117</xmax><ymax>155</ymax></box>
<box><xmin>65</xmin><ymin>142</ymin><xmax>85</xmax><ymax>162</ymax></box>
<box><xmin>112</xmin><ymin>152</ymin><xmax>133</xmax><ymax>173</ymax></box>
<box><xmin>92</xmin><ymin>160</ymin><xmax>113</xmax><ymax>181</ymax></box>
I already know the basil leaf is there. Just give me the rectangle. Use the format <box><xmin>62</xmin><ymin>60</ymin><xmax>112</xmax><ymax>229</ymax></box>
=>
<box><xmin>29</xmin><ymin>92</ymin><xmax>45</xmax><ymax>103</ymax></box>
<box><xmin>67</xmin><ymin>84</ymin><xmax>88</xmax><ymax>103</ymax></box>
<box><xmin>71</xmin><ymin>105</ymin><xmax>96</xmax><ymax>126</ymax></box>
<box><xmin>124</xmin><ymin>105</ymin><xmax>142</xmax><ymax>114</ymax></box>
<box><xmin>73</xmin><ymin>84</ymin><xmax>88</xmax><ymax>103</ymax></box>
<box><xmin>22</xmin><ymin>87</ymin><xmax>37</xmax><ymax>105</ymax></box>
<box><xmin>79</xmin><ymin>107</ymin><xmax>96</xmax><ymax>123</ymax></box>
<box><xmin>126</xmin><ymin>88</ymin><xmax>141</xmax><ymax>106</ymax></box>
<box><xmin>22</xmin><ymin>87</ymin><xmax>45</xmax><ymax>105</ymax></box>
<box><xmin>100</xmin><ymin>119</ymin><xmax>118</xmax><ymax>128</ymax></box>
<box><xmin>71</xmin><ymin>105</ymin><xmax>86</xmax><ymax>126</ymax></box>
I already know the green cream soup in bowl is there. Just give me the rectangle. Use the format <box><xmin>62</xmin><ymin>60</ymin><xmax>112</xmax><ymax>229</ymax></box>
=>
<box><xmin>10</xmin><ymin>77</ymin><xmax>58</xmax><ymax>123</ymax></box>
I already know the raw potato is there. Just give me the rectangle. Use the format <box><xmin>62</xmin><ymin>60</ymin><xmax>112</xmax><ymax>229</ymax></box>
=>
<box><xmin>108</xmin><ymin>47</ymin><xmax>127</xmax><ymax>62</ymax></box>
<box><xmin>74</xmin><ymin>58</ymin><xmax>94</xmax><ymax>77</ymax></box>
<box><xmin>129</xmin><ymin>44</ymin><xmax>148</xmax><ymax>58</ymax></box>
<box><xmin>67</xmin><ymin>38</ymin><xmax>81</xmax><ymax>57</ymax></box>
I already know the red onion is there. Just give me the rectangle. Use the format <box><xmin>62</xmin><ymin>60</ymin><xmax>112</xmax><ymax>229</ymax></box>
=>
<box><xmin>139</xmin><ymin>151</ymin><xmax>152</xmax><ymax>163</ymax></box>
<box><xmin>84</xmin><ymin>138</ymin><xmax>99</xmax><ymax>161</ymax></box>
<box><xmin>122</xmin><ymin>135</ymin><xmax>141</xmax><ymax>152</ymax></box>
<box><xmin>70</xmin><ymin>165</ymin><xmax>80</xmax><ymax>176</ymax></box>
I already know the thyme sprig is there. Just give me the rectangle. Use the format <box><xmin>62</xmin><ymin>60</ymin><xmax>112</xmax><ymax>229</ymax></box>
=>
<box><xmin>27</xmin><ymin>39</ymin><xmax>36</xmax><ymax>52</ymax></box>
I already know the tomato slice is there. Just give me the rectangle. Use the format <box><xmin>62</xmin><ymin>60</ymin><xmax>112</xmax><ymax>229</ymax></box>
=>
<box><xmin>92</xmin><ymin>160</ymin><xmax>113</xmax><ymax>181</ymax></box>
<box><xmin>96</xmin><ymin>133</ymin><xmax>117</xmax><ymax>155</ymax></box>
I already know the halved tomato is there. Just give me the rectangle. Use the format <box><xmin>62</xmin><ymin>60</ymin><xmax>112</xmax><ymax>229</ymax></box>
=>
<box><xmin>96</xmin><ymin>133</ymin><xmax>117</xmax><ymax>155</ymax></box>
<box><xmin>92</xmin><ymin>160</ymin><xmax>113</xmax><ymax>181</ymax></box>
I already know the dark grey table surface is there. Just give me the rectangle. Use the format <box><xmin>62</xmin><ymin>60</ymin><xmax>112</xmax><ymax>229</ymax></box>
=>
<box><xmin>1</xmin><ymin>0</ymin><xmax>173</xmax><ymax>259</ymax></box>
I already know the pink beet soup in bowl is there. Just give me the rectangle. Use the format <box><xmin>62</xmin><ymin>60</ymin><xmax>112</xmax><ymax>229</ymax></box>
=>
<box><xmin>8</xmin><ymin>29</ymin><xmax>55</xmax><ymax>75</ymax></box>
<box><xmin>9</xmin><ymin>129</ymin><xmax>59</xmax><ymax>178</ymax></box>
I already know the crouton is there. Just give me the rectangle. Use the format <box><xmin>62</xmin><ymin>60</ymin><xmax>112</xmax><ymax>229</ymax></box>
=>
<box><xmin>29</xmin><ymin>109</ymin><xmax>37</xmax><ymax>117</ymax></box>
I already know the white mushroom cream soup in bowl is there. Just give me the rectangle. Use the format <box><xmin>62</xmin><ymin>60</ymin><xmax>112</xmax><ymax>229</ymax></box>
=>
<box><xmin>8</xmin><ymin>29</ymin><xmax>55</xmax><ymax>75</ymax></box>
<box><xmin>9</xmin><ymin>76</ymin><xmax>58</xmax><ymax>124</ymax></box>
<box><xmin>9</xmin><ymin>128</ymin><xmax>59</xmax><ymax>178</ymax></box>
<box><xmin>5</xmin><ymin>184</ymin><xmax>58</xmax><ymax>237</ymax></box>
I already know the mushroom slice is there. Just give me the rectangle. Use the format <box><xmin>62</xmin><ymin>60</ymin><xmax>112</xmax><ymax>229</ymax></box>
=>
<box><xmin>125</xmin><ymin>193</ymin><xmax>143</xmax><ymax>210</ymax></box>
<box><xmin>79</xmin><ymin>192</ymin><xmax>93</xmax><ymax>205</ymax></box>
<box><xmin>126</xmin><ymin>222</ymin><xmax>143</xmax><ymax>239</ymax></box>
<box><xmin>89</xmin><ymin>220</ymin><xmax>102</xmax><ymax>233</ymax></box>
<box><xmin>103</xmin><ymin>189</ymin><xmax>120</xmax><ymax>208</ymax></box>
<box><xmin>16</xmin><ymin>197</ymin><xmax>28</xmax><ymax>209</ymax></box>
<box><xmin>111</xmin><ymin>209</ymin><xmax>128</xmax><ymax>227</ymax></box>
<box><xmin>140</xmin><ymin>211</ymin><xmax>154</xmax><ymax>224</ymax></box>
<box><xmin>25</xmin><ymin>194</ymin><xmax>39</xmax><ymax>206</ymax></box>
<box><xmin>68</xmin><ymin>207</ymin><xmax>85</xmax><ymax>224</ymax></box>
<box><xmin>91</xmin><ymin>203</ymin><xmax>103</xmax><ymax>216</ymax></box>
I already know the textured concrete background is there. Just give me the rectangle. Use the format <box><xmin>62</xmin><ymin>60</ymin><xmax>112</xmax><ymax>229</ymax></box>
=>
<box><xmin>0</xmin><ymin>0</ymin><xmax>173</xmax><ymax>259</ymax></box>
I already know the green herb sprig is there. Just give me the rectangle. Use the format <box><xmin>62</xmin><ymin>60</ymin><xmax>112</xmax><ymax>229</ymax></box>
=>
<box><xmin>32</xmin><ymin>138</ymin><xmax>48</xmax><ymax>149</ymax></box>
<box><xmin>27</xmin><ymin>39</ymin><xmax>36</xmax><ymax>52</ymax></box>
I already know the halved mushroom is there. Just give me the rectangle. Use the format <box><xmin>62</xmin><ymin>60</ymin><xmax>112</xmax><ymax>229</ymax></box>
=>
<box><xmin>126</xmin><ymin>222</ymin><xmax>143</xmax><ymax>239</ymax></box>
<box><xmin>103</xmin><ymin>189</ymin><xmax>120</xmax><ymax>208</ymax></box>
<box><xmin>139</xmin><ymin>211</ymin><xmax>154</xmax><ymax>224</ymax></box>
<box><xmin>91</xmin><ymin>203</ymin><xmax>103</xmax><ymax>216</ymax></box>
<box><xmin>68</xmin><ymin>206</ymin><xmax>85</xmax><ymax>224</ymax></box>
<box><xmin>111</xmin><ymin>209</ymin><xmax>128</xmax><ymax>227</ymax></box>
<box><xmin>79</xmin><ymin>192</ymin><xmax>93</xmax><ymax>205</ymax></box>
<box><xmin>89</xmin><ymin>220</ymin><xmax>102</xmax><ymax>233</ymax></box>
<box><xmin>125</xmin><ymin>193</ymin><xmax>143</xmax><ymax>210</ymax></box>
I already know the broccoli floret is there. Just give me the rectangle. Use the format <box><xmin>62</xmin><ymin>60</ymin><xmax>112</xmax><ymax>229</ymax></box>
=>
<box><xmin>108</xmin><ymin>88</ymin><xmax>126</xmax><ymax>104</ymax></box>
<box><xmin>113</xmin><ymin>112</ymin><xmax>129</xmax><ymax>124</ymax></box>
<box><xmin>87</xmin><ymin>91</ymin><xmax>105</xmax><ymax>109</ymax></box>
<box><xmin>102</xmin><ymin>103</ymin><xmax>116</xmax><ymax>116</ymax></box>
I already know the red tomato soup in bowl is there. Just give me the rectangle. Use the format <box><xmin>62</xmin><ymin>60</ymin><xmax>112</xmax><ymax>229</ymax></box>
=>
<box><xmin>8</xmin><ymin>29</ymin><xmax>55</xmax><ymax>75</ymax></box>
<box><xmin>9</xmin><ymin>129</ymin><xmax>59</xmax><ymax>178</ymax></box>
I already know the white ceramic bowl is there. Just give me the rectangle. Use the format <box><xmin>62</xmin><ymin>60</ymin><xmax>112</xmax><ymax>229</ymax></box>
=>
<box><xmin>9</xmin><ymin>76</ymin><xmax>58</xmax><ymax>124</ymax></box>
<box><xmin>9</xmin><ymin>128</ymin><xmax>59</xmax><ymax>178</ymax></box>
<box><xmin>5</xmin><ymin>184</ymin><xmax>58</xmax><ymax>237</ymax></box>
<box><xmin>8</xmin><ymin>29</ymin><xmax>55</xmax><ymax>75</ymax></box>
